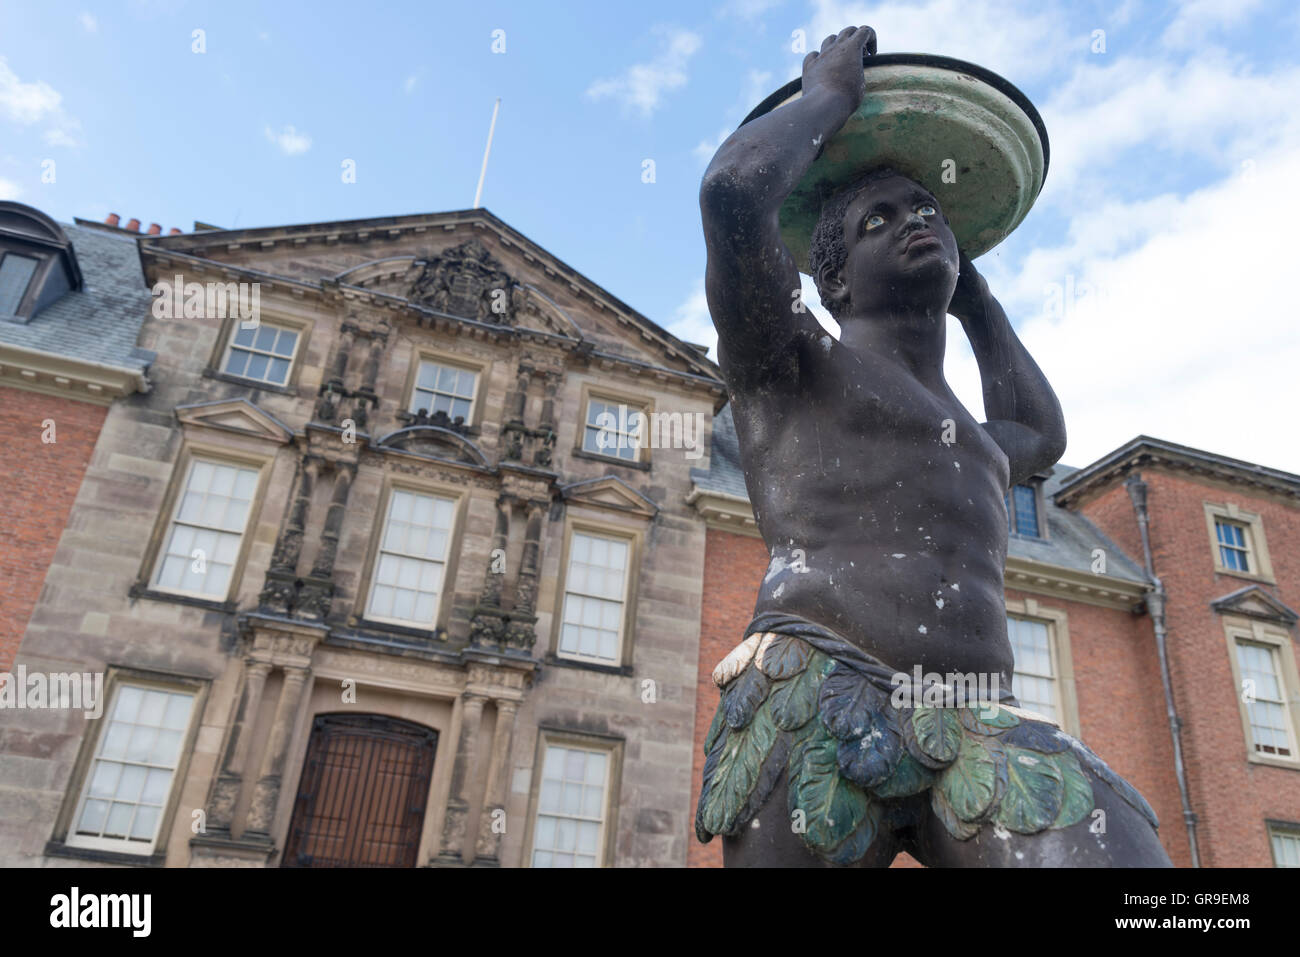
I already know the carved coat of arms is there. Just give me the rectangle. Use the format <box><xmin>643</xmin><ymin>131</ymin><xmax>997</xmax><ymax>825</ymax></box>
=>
<box><xmin>408</xmin><ymin>238</ymin><xmax>516</xmax><ymax>324</ymax></box>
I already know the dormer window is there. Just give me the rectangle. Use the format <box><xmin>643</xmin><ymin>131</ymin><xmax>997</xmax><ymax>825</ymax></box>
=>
<box><xmin>1005</xmin><ymin>483</ymin><xmax>1041</xmax><ymax>538</ymax></box>
<box><xmin>0</xmin><ymin>252</ymin><xmax>39</xmax><ymax>315</ymax></box>
<box><xmin>0</xmin><ymin>201</ymin><xmax>84</xmax><ymax>323</ymax></box>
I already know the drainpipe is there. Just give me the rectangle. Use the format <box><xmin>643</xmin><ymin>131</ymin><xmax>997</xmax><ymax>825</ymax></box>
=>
<box><xmin>1125</xmin><ymin>473</ymin><xmax>1200</xmax><ymax>867</ymax></box>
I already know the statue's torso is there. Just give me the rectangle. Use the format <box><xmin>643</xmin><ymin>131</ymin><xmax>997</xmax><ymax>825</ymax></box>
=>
<box><xmin>726</xmin><ymin>323</ymin><xmax>1016</xmax><ymax>685</ymax></box>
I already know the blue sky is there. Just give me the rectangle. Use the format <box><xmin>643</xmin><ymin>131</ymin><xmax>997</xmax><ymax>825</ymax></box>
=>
<box><xmin>3</xmin><ymin>0</ymin><xmax>1299</xmax><ymax>471</ymax></box>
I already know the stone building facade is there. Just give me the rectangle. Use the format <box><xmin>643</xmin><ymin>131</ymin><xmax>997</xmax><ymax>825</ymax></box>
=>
<box><xmin>1</xmin><ymin>207</ymin><xmax>723</xmax><ymax>868</ymax></box>
<box><xmin>689</xmin><ymin>415</ymin><xmax>1300</xmax><ymax>868</ymax></box>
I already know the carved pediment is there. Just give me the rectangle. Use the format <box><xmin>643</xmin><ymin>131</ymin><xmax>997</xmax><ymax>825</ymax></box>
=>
<box><xmin>376</xmin><ymin>425</ymin><xmax>490</xmax><ymax>468</ymax></box>
<box><xmin>561</xmin><ymin>475</ymin><xmax>658</xmax><ymax>519</ymax></box>
<box><xmin>1212</xmin><ymin>585</ymin><xmax>1298</xmax><ymax>626</ymax></box>
<box><xmin>175</xmin><ymin>398</ymin><xmax>293</xmax><ymax>444</ymax></box>
<box><xmin>408</xmin><ymin>239</ymin><xmax>516</xmax><ymax>324</ymax></box>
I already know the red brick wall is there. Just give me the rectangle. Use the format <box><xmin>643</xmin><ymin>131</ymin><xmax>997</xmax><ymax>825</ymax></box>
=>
<box><xmin>0</xmin><ymin>386</ymin><xmax>105</xmax><ymax>673</ymax></box>
<box><xmin>1079</xmin><ymin>469</ymin><xmax>1300</xmax><ymax>867</ymax></box>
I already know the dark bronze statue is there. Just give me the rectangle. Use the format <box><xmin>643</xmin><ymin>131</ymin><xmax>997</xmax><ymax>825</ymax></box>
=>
<box><xmin>694</xmin><ymin>26</ymin><xmax>1171</xmax><ymax>867</ymax></box>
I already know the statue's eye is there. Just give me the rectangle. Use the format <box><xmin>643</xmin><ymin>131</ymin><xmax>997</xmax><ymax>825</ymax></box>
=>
<box><xmin>918</xmin><ymin>204</ymin><xmax>937</xmax><ymax>216</ymax></box>
<box><xmin>865</xmin><ymin>214</ymin><xmax>885</xmax><ymax>231</ymax></box>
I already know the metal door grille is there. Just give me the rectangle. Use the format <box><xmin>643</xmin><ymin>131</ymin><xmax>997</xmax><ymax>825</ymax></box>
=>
<box><xmin>282</xmin><ymin>714</ymin><xmax>438</xmax><ymax>868</ymax></box>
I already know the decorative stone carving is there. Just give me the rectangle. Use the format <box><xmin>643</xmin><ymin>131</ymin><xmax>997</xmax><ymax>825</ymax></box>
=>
<box><xmin>409</xmin><ymin>239</ymin><xmax>516</xmax><ymax>324</ymax></box>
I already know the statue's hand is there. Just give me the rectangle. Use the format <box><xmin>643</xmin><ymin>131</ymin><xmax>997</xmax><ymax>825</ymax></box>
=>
<box><xmin>802</xmin><ymin>25</ymin><xmax>877</xmax><ymax>107</ymax></box>
<box><xmin>948</xmin><ymin>249</ymin><xmax>989</xmax><ymax>324</ymax></box>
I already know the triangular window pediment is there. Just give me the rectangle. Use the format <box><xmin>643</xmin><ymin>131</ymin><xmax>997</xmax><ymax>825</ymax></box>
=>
<box><xmin>175</xmin><ymin>398</ymin><xmax>293</xmax><ymax>444</ymax></box>
<box><xmin>1212</xmin><ymin>585</ymin><xmax>1298</xmax><ymax>626</ymax></box>
<box><xmin>561</xmin><ymin>475</ymin><xmax>658</xmax><ymax>519</ymax></box>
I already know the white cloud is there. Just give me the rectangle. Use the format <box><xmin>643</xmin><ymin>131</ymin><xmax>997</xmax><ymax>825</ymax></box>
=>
<box><xmin>0</xmin><ymin>57</ymin><xmax>63</xmax><ymax>125</ymax></box>
<box><xmin>78</xmin><ymin>12</ymin><xmax>98</xmax><ymax>32</ymax></box>
<box><xmin>0</xmin><ymin>177</ymin><xmax>22</xmax><ymax>200</ymax></box>
<box><xmin>404</xmin><ymin>73</ymin><xmax>419</xmax><ymax>94</ymax></box>
<box><xmin>43</xmin><ymin>127</ymin><xmax>81</xmax><ymax>148</ymax></box>
<box><xmin>668</xmin><ymin>279</ymin><xmax>715</xmax><ymax>357</ymax></box>
<box><xmin>264</xmin><ymin>124</ymin><xmax>312</xmax><ymax>155</ymax></box>
<box><xmin>586</xmin><ymin>28</ymin><xmax>702</xmax><ymax>116</ymax></box>
<box><xmin>1161</xmin><ymin>0</ymin><xmax>1265</xmax><ymax>48</ymax></box>
<box><xmin>694</xmin><ymin>127</ymin><xmax>730</xmax><ymax>164</ymax></box>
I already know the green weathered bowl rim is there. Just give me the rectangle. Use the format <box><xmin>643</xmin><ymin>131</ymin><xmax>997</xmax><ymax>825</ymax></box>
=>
<box><xmin>740</xmin><ymin>52</ymin><xmax>1050</xmax><ymax>185</ymax></box>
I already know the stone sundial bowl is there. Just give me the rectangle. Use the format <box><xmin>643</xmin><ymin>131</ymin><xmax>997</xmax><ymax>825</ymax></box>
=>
<box><xmin>741</xmin><ymin>53</ymin><xmax>1049</xmax><ymax>269</ymax></box>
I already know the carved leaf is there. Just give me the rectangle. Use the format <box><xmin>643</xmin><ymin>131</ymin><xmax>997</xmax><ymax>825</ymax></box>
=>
<box><xmin>819</xmin><ymin>664</ymin><xmax>888</xmax><ymax>740</ymax></box>
<box><xmin>787</xmin><ymin>722</ymin><xmax>871</xmax><ymax>854</ymax></box>
<box><xmin>958</xmin><ymin>702</ymin><xmax>1021</xmax><ymax>734</ymax></box>
<box><xmin>911</xmin><ymin>706</ymin><xmax>962</xmax><ymax>764</ymax></box>
<box><xmin>769</xmin><ymin>653</ymin><xmax>827</xmax><ymax>731</ymax></box>
<box><xmin>1050</xmin><ymin>751</ymin><xmax>1094</xmax><ymax>830</ymax></box>
<box><xmin>724</xmin><ymin>665</ymin><xmax>771</xmax><ymax>730</ymax></box>
<box><xmin>755</xmin><ymin>633</ymin><xmax>813</xmax><ymax>680</ymax></box>
<box><xmin>938</xmin><ymin>735</ymin><xmax>1004</xmax><ymax>822</ymax></box>
<box><xmin>871</xmin><ymin>751</ymin><xmax>937</xmax><ymax>800</ymax></box>
<box><xmin>996</xmin><ymin>745</ymin><xmax>1064</xmax><ymax>834</ymax></box>
<box><xmin>931</xmin><ymin>785</ymin><xmax>980</xmax><ymax>840</ymax></box>
<box><xmin>836</xmin><ymin>709</ymin><xmax>902</xmax><ymax>789</ymax></box>
<box><xmin>700</xmin><ymin>699</ymin><xmax>779</xmax><ymax>836</ymax></box>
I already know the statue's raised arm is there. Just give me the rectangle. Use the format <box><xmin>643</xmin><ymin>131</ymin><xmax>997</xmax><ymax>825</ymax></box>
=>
<box><xmin>699</xmin><ymin>26</ymin><xmax>876</xmax><ymax>385</ymax></box>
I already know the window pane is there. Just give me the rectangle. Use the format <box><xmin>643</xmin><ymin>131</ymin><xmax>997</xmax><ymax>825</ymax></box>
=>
<box><xmin>0</xmin><ymin>253</ymin><xmax>39</xmax><ymax>314</ymax></box>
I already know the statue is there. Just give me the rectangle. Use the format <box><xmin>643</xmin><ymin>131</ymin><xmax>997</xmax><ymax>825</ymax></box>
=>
<box><xmin>694</xmin><ymin>26</ymin><xmax>1171</xmax><ymax>867</ymax></box>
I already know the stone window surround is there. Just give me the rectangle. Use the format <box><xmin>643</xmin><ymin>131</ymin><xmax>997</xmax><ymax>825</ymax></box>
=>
<box><xmin>1204</xmin><ymin>501</ymin><xmax>1275</xmax><ymax>584</ymax></box>
<box><xmin>350</xmin><ymin>472</ymin><xmax>472</xmax><ymax>638</ymax></box>
<box><xmin>399</xmin><ymin>345</ymin><xmax>490</xmax><ymax>430</ymax></box>
<box><xmin>574</xmin><ymin>380</ymin><xmax>655</xmax><ymax>468</ymax></box>
<box><xmin>1222</xmin><ymin>616</ymin><xmax>1300</xmax><ymax>770</ymax></box>
<box><xmin>519</xmin><ymin>726</ymin><xmax>624</xmax><ymax>869</ymax></box>
<box><xmin>134</xmin><ymin>439</ymin><xmax>277</xmax><ymax>607</ymax></box>
<box><xmin>547</xmin><ymin>513</ymin><xmax>645</xmax><ymax>671</ymax></box>
<box><xmin>1004</xmin><ymin>596</ymin><xmax>1081</xmax><ymax>737</ymax></box>
<box><xmin>205</xmin><ymin>307</ymin><xmax>315</xmax><ymax>392</ymax></box>
<box><xmin>45</xmin><ymin>665</ymin><xmax>210</xmax><ymax>864</ymax></box>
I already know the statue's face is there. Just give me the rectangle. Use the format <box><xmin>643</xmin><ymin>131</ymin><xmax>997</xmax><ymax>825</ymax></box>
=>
<box><xmin>835</xmin><ymin>173</ymin><xmax>959</xmax><ymax>315</ymax></box>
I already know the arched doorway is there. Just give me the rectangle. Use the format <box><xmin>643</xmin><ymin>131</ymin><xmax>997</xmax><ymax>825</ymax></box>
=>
<box><xmin>282</xmin><ymin>713</ymin><xmax>438</xmax><ymax>867</ymax></box>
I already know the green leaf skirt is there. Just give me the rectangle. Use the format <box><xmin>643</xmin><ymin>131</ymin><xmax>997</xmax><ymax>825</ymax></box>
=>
<box><xmin>695</xmin><ymin>612</ymin><xmax>1160</xmax><ymax>865</ymax></box>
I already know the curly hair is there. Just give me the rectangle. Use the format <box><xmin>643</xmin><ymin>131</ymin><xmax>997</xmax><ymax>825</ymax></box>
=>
<box><xmin>807</xmin><ymin>166</ymin><xmax>903</xmax><ymax>319</ymax></box>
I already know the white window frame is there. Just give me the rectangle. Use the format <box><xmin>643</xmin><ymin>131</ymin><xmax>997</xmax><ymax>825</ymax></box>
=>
<box><xmin>220</xmin><ymin>319</ymin><xmax>302</xmax><ymax>386</ymax></box>
<box><xmin>581</xmin><ymin>396</ymin><xmax>647</xmax><ymax>463</ymax></box>
<box><xmin>1235</xmin><ymin>637</ymin><xmax>1298</xmax><ymax>760</ymax></box>
<box><xmin>1204</xmin><ymin>502</ymin><xmax>1275</xmax><ymax>584</ymax></box>
<box><xmin>1007</xmin><ymin>614</ymin><xmax>1059</xmax><ymax>721</ymax></box>
<box><xmin>557</xmin><ymin>529</ymin><xmax>632</xmax><ymax>666</ymax></box>
<box><xmin>528</xmin><ymin>740</ymin><xmax>614</xmax><ymax>868</ymax></box>
<box><xmin>363</xmin><ymin>486</ymin><xmax>458</xmax><ymax>629</ymax></box>
<box><xmin>408</xmin><ymin>358</ymin><xmax>479</xmax><ymax>423</ymax></box>
<box><xmin>1224</xmin><ymin>617</ymin><xmax>1300</xmax><ymax>769</ymax></box>
<box><xmin>1270</xmin><ymin>824</ymin><xmax>1300</xmax><ymax>867</ymax></box>
<box><xmin>151</xmin><ymin>456</ymin><xmax>261</xmax><ymax>601</ymax></box>
<box><xmin>65</xmin><ymin>682</ymin><xmax>198</xmax><ymax>856</ymax></box>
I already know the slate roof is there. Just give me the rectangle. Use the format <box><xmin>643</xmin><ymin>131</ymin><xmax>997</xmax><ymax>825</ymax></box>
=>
<box><xmin>693</xmin><ymin>403</ymin><xmax>1151</xmax><ymax>585</ymax></box>
<box><xmin>0</xmin><ymin>222</ymin><xmax>154</xmax><ymax>374</ymax></box>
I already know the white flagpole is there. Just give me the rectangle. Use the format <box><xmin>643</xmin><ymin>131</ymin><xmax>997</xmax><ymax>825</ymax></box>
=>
<box><xmin>473</xmin><ymin>97</ymin><xmax>502</xmax><ymax>209</ymax></box>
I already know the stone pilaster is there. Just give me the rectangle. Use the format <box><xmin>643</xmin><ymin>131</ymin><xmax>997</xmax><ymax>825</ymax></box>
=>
<box><xmin>243</xmin><ymin>666</ymin><xmax>311</xmax><ymax>842</ymax></box>
<box><xmin>432</xmin><ymin>692</ymin><xmax>487</xmax><ymax>865</ymax></box>
<box><xmin>205</xmin><ymin>659</ymin><xmax>272</xmax><ymax>835</ymax></box>
<box><xmin>473</xmin><ymin>698</ymin><xmax>519</xmax><ymax>865</ymax></box>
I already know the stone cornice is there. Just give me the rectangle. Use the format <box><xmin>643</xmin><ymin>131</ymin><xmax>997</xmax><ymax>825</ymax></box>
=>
<box><xmin>686</xmin><ymin>486</ymin><xmax>761</xmax><ymax>538</ymax></box>
<box><xmin>1055</xmin><ymin>435</ymin><xmax>1300</xmax><ymax>508</ymax></box>
<box><xmin>0</xmin><ymin>341</ymin><xmax>148</xmax><ymax>405</ymax></box>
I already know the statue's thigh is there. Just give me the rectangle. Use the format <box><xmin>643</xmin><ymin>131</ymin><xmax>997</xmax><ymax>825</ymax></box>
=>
<box><xmin>912</xmin><ymin>765</ymin><xmax>1174</xmax><ymax>868</ymax></box>
<box><xmin>721</xmin><ymin>771</ymin><xmax>903</xmax><ymax>868</ymax></box>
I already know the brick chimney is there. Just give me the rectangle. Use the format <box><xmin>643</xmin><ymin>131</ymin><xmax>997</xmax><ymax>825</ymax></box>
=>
<box><xmin>125</xmin><ymin>218</ymin><xmax>140</xmax><ymax>232</ymax></box>
<box><xmin>168</xmin><ymin>227</ymin><xmax>182</xmax><ymax>235</ymax></box>
<box><xmin>105</xmin><ymin>213</ymin><xmax>120</xmax><ymax>227</ymax></box>
<box><xmin>147</xmin><ymin>223</ymin><xmax>162</xmax><ymax>235</ymax></box>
